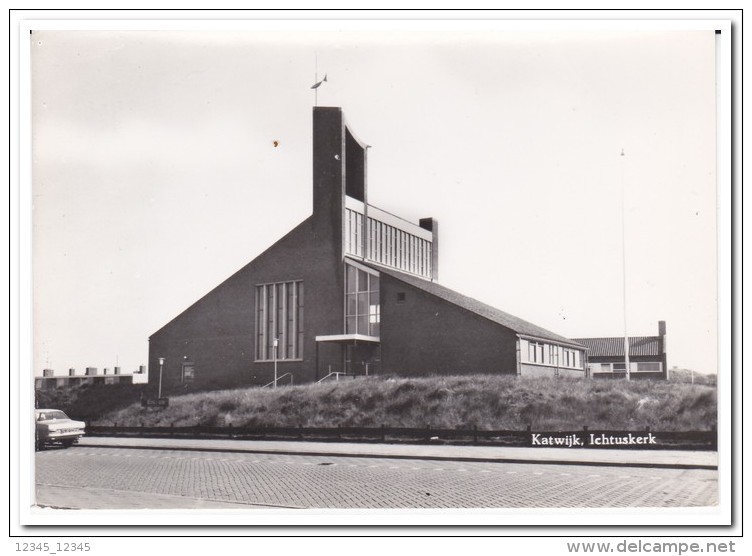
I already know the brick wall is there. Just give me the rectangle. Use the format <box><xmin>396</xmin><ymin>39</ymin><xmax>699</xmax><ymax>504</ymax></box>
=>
<box><xmin>148</xmin><ymin>109</ymin><xmax>355</xmax><ymax>394</ymax></box>
<box><xmin>379</xmin><ymin>274</ymin><xmax>518</xmax><ymax>377</ymax></box>
<box><xmin>519</xmin><ymin>363</ymin><xmax>586</xmax><ymax>378</ymax></box>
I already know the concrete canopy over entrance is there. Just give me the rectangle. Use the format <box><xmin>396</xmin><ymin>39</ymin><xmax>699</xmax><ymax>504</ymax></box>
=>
<box><xmin>315</xmin><ymin>334</ymin><xmax>381</xmax><ymax>381</ymax></box>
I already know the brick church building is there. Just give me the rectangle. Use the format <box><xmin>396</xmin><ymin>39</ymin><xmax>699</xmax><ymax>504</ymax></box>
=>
<box><xmin>148</xmin><ymin>107</ymin><xmax>588</xmax><ymax>394</ymax></box>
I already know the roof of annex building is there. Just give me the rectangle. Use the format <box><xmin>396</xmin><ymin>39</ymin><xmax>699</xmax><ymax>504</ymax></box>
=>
<box><xmin>572</xmin><ymin>336</ymin><xmax>662</xmax><ymax>358</ymax></box>
<box><xmin>352</xmin><ymin>258</ymin><xmax>585</xmax><ymax>349</ymax></box>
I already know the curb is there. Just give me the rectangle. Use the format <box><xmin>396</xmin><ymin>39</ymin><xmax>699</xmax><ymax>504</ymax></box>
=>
<box><xmin>78</xmin><ymin>440</ymin><xmax>718</xmax><ymax>471</ymax></box>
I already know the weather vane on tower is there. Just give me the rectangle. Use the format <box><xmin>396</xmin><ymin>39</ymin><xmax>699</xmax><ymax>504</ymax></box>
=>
<box><xmin>310</xmin><ymin>54</ymin><xmax>327</xmax><ymax>106</ymax></box>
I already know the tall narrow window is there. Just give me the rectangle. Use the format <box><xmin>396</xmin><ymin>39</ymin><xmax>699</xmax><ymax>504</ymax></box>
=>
<box><xmin>345</xmin><ymin>210</ymin><xmax>351</xmax><ymax>254</ymax></box>
<box><xmin>345</xmin><ymin>263</ymin><xmax>380</xmax><ymax>337</ymax></box>
<box><xmin>355</xmin><ymin>212</ymin><xmax>362</xmax><ymax>256</ymax></box>
<box><xmin>344</xmin><ymin>209</ymin><xmax>365</xmax><ymax>257</ymax></box>
<box><xmin>411</xmin><ymin>236</ymin><xmax>417</xmax><ymax>273</ymax></box>
<box><xmin>369</xmin><ymin>274</ymin><xmax>380</xmax><ymax>336</ymax></box>
<box><xmin>393</xmin><ymin>228</ymin><xmax>398</xmax><ymax>267</ymax></box>
<box><xmin>255</xmin><ymin>281</ymin><xmax>304</xmax><ymax>361</ymax></box>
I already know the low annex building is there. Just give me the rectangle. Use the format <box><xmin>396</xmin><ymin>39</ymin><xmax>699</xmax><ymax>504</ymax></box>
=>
<box><xmin>574</xmin><ymin>321</ymin><xmax>668</xmax><ymax>380</ymax></box>
<box><xmin>35</xmin><ymin>367</ymin><xmax>139</xmax><ymax>389</ymax></box>
<box><xmin>148</xmin><ymin>107</ymin><xmax>587</xmax><ymax>394</ymax></box>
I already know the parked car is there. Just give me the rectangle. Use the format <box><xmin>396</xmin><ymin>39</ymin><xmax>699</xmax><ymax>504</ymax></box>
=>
<box><xmin>35</xmin><ymin>409</ymin><xmax>85</xmax><ymax>451</ymax></box>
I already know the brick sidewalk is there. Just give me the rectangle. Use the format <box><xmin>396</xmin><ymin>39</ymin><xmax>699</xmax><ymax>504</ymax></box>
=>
<box><xmin>35</xmin><ymin>446</ymin><xmax>718</xmax><ymax>510</ymax></box>
<box><xmin>36</xmin><ymin>484</ymin><xmax>289</xmax><ymax>510</ymax></box>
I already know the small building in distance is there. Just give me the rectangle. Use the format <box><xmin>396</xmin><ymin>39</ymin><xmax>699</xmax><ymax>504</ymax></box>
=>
<box><xmin>34</xmin><ymin>367</ymin><xmax>142</xmax><ymax>390</ymax></box>
<box><xmin>574</xmin><ymin>321</ymin><xmax>668</xmax><ymax>380</ymax></box>
<box><xmin>148</xmin><ymin>107</ymin><xmax>588</xmax><ymax>395</ymax></box>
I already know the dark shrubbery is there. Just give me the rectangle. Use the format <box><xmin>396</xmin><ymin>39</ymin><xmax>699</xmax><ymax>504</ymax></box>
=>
<box><xmin>35</xmin><ymin>383</ymin><xmax>146</xmax><ymax>422</ymax></box>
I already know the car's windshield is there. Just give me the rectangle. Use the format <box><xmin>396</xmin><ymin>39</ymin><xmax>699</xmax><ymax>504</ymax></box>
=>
<box><xmin>37</xmin><ymin>410</ymin><xmax>69</xmax><ymax>421</ymax></box>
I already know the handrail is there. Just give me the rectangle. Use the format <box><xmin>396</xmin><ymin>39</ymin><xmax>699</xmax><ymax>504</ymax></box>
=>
<box><xmin>262</xmin><ymin>373</ymin><xmax>294</xmax><ymax>389</ymax></box>
<box><xmin>316</xmin><ymin>371</ymin><xmax>351</xmax><ymax>383</ymax></box>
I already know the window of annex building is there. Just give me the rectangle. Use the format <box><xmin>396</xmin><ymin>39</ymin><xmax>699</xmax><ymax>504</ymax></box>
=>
<box><xmin>255</xmin><ymin>280</ymin><xmax>304</xmax><ymax>361</ymax></box>
<box><xmin>599</xmin><ymin>362</ymin><xmax>662</xmax><ymax>373</ymax></box>
<box><xmin>345</xmin><ymin>263</ymin><xmax>380</xmax><ymax>337</ymax></box>
<box><xmin>520</xmin><ymin>338</ymin><xmax>583</xmax><ymax>369</ymax></box>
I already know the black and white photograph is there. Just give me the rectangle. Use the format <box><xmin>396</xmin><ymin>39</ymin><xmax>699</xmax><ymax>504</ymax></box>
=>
<box><xmin>14</xmin><ymin>13</ymin><xmax>736</xmax><ymax>538</ymax></box>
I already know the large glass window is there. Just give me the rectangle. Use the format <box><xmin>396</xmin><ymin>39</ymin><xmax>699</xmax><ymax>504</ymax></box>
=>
<box><xmin>255</xmin><ymin>281</ymin><xmax>304</xmax><ymax>360</ymax></box>
<box><xmin>345</xmin><ymin>263</ymin><xmax>380</xmax><ymax>337</ymax></box>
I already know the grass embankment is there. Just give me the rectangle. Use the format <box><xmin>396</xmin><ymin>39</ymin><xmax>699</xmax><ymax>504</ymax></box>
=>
<box><xmin>667</xmin><ymin>368</ymin><xmax>717</xmax><ymax>386</ymax></box>
<box><xmin>94</xmin><ymin>375</ymin><xmax>716</xmax><ymax>432</ymax></box>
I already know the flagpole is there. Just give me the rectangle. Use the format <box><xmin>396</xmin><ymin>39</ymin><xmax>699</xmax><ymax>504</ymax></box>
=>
<box><xmin>621</xmin><ymin>148</ymin><xmax>631</xmax><ymax>381</ymax></box>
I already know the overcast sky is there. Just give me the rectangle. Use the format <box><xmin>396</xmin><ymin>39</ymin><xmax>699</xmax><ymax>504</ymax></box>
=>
<box><xmin>30</xmin><ymin>26</ymin><xmax>718</xmax><ymax>378</ymax></box>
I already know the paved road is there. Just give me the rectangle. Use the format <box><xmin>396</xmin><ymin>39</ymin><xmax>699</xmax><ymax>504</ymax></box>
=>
<box><xmin>35</xmin><ymin>445</ymin><xmax>718</xmax><ymax>510</ymax></box>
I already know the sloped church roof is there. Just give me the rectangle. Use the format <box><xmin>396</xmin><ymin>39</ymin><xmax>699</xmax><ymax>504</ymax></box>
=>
<box><xmin>357</xmin><ymin>259</ymin><xmax>585</xmax><ymax>349</ymax></box>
